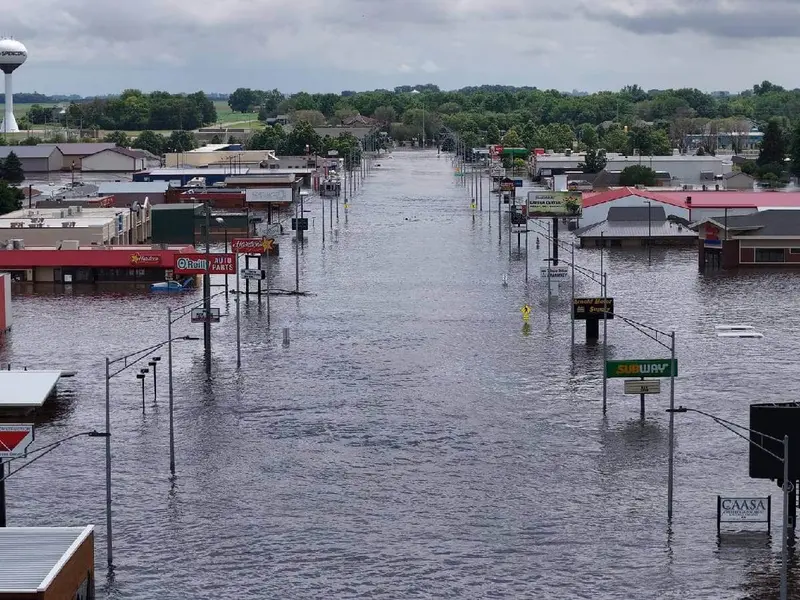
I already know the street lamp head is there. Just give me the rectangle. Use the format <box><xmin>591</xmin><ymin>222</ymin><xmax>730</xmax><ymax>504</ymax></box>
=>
<box><xmin>300</xmin><ymin>190</ymin><xmax>310</xmax><ymax>197</ymax></box>
<box><xmin>182</xmin><ymin>335</ymin><xmax>201</xmax><ymax>341</ymax></box>
<box><xmin>152</xmin><ymin>356</ymin><xmax>161</xmax><ymax>362</ymax></box>
<box><xmin>140</xmin><ymin>368</ymin><xmax>149</xmax><ymax>374</ymax></box>
<box><xmin>87</xmin><ymin>430</ymin><xmax>110</xmax><ymax>438</ymax></box>
<box><xmin>136</xmin><ymin>373</ymin><xmax>145</xmax><ymax>380</ymax></box>
<box><xmin>215</xmin><ymin>217</ymin><xmax>225</xmax><ymax>224</ymax></box>
<box><xmin>666</xmin><ymin>406</ymin><xmax>688</xmax><ymax>413</ymax></box>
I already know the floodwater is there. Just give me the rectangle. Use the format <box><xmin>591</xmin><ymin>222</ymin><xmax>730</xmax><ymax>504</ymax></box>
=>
<box><xmin>2</xmin><ymin>150</ymin><xmax>799</xmax><ymax>599</ymax></box>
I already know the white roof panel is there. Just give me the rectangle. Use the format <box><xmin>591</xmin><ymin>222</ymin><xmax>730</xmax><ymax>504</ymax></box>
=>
<box><xmin>0</xmin><ymin>371</ymin><xmax>62</xmax><ymax>408</ymax></box>
<box><xmin>0</xmin><ymin>526</ymin><xmax>93</xmax><ymax>592</ymax></box>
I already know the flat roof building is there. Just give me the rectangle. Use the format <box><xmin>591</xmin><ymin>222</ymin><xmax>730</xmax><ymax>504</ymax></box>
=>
<box><xmin>0</xmin><ymin>526</ymin><xmax>94</xmax><ymax>600</ymax></box>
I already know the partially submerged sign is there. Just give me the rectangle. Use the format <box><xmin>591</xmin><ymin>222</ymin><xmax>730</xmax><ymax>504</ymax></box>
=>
<box><xmin>573</xmin><ymin>298</ymin><xmax>614</xmax><ymax>320</ymax></box>
<box><xmin>624</xmin><ymin>380</ymin><xmax>661</xmax><ymax>395</ymax></box>
<box><xmin>175</xmin><ymin>254</ymin><xmax>236</xmax><ymax>275</ymax></box>
<box><xmin>717</xmin><ymin>496</ymin><xmax>771</xmax><ymax>532</ymax></box>
<box><xmin>190</xmin><ymin>308</ymin><xmax>221</xmax><ymax>323</ymax></box>
<box><xmin>605</xmin><ymin>359</ymin><xmax>678</xmax><ymax>378</ymax></box>
<box><xmin>527</xmin><ymin>191</ymin><xmax>583</xmax><ymax>218</ymax></box>
<box><xmin>540</xmin><ymin>266</ymin><xmax>569</xmax><ymax>280</ymax></box>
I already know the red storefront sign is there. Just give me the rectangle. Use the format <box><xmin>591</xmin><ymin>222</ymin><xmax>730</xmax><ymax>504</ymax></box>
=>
<box><xmin>174</xmin><ymin>253</ymin><xmax>236</xmax><ymax>275</ymax></box>
<box><xmin>130</xmin><ymin>253</ymin><xmax>162</xmax><ymax>266</ymax></box>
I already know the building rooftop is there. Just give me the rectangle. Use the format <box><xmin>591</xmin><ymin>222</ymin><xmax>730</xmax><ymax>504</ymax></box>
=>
<box><xmin>701</xmin><ymin>209</ymin><xmax>800</xmax><ymax>237</ymax></box>
<box><xmin>0</xmin><ymin>526</ymin><xmax>94</xmax><ymax>593</ymax></box>
<box><xmin>0</xmin><ymin>145</ymin><xmax>60</xmax><ymax>159</ymax></box>
<box><xmin>54</xmin><ymin>142</ymin><xmax>116</xmax><ymax>156</ymax></box>
<box><xmin>151</xmin><ymin>203</ymin><xmax>203</xmax><ymax>211</ymax></box>
<box><xmin>0</xmin><ymin>371</ymin><xmax>62</xmax><ymax>409</ymax></box>
<box><xmin>145</xmin><ymin>168</ymin><xmax>250</xmax><ymax>176</ymax></box>
<box><xmin>576</xmin><ymin>219</ymin><xmax>697</xmax><ymax>239</ymax></box>
<box><xmin>97</xmin><ymin>181</ymin><xmax>170</xmax><ymax>195</ymax></box>
<box><xmin>607</xmin><ymin>206</ymin><xmax>667</xmax><ymax>222</ymax></box>
<box><xmin>583</xmin><ymin>188</ymin><xmax>800</xmax><ymax>210</ymax></box>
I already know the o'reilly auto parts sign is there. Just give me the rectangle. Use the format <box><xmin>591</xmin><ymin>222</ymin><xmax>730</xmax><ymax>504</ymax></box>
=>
<box><xmin>605</xmin><ymin>359</ymin><xmax>678</xmax><ymax>378</ymax></box>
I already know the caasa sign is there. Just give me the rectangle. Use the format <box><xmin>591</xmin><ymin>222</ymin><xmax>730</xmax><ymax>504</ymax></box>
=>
<box><xmin>130</xmin><ymin>253</ymin><xmax>161</xmax><ymax>266</ymax></box>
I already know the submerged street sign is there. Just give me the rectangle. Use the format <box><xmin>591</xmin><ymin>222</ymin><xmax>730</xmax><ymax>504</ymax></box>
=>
<box><xmin>573</xmin><ymin>298</ymin><xmax>614</xmax><ymax>320</ymax></box>
<box><xmin>717</xmin><ymin>496</ymin><xmax>771</xmax><ymax>532</ymax></box>
<box><xmin>0</xmin><ymin>424</ymin><xmax>34</xmax><ymax>458</ymax></box>
<box><xmin>241</xmin><ymin>269</ymin><xmax>266</xmax><ymax>280</ymax></box>
<box><xmin>540</xmin><ymin>266</ymin><xmax>569</xmax><ymax>280</ymax></box>
<box><xmin>190</xmin><ymin>308</ymin><xmax>221</xmax><ymax>323</ymax></box>
<box><xmin>606</xmin><ymin>359</ymin><xmax>678</xmax><ymax>378</ymax></box>
<box><xmin>624</xmin><ymin>380</ymin><xmax>662</xmax><ymax>395</ymax></box>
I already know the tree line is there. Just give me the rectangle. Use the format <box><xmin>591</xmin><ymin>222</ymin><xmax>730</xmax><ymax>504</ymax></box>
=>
<box><xmin>20</xmin><ymin>90</ymin><xmax>217</xmax><ymax>131</ymax></box>
<box><xmin>0</xmin><ymin>152</ymin><xmax>24</xmax><ymax>215</ymax></box>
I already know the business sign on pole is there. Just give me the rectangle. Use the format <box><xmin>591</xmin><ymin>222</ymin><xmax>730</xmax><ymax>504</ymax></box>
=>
<box><xmin>241</xmin><ymin>269</ymin><xmax>266</xmax><ymax>280</ymax></box>
<box><xmin>245</xmin><ymin>188</ymin><xmax>292</xmax><ymax>203</ymax></box>
<box><xmin>0</xmin><ymin>424</ymin><xmax>34</xmax><ymax>458</ymax></box>
<box><xmin>527</xmin><ymin>191</ymin><xmax>583</xmax><ymax>218</ymax></box>
<box><xmin>513</xmin><ymin>179</ymin><xmax>524</xmax><ymax>188</ymax></box>
<box><xmin>291</xmin><ymin>218</ymin><xmax>309</xmax><ymax>231</ymax></box>
<box><xmin>190</xmin><ymin>307</ymin><xmax>221</xmax><ymax>323</ymax></box>
<box><xmin>717</xmin><ymin>496</ymin><xmax>770</xmax><ymax>530</ymax></box>
<box><xmin>540</xmin><ymin>266</ymin><xmax>569</xmax><ymax>280</ymax></box>
<box><xmin>174</xmin><ymin>253</ymin><xmax>236</xmax><ymax>275</ymax></box>
<box><xmin>573</xmin><ymin>298</ymin><xmax>614</xmax><ymax>320</ymax></box>
<box><xmin>624</xmin><ymin>380</ymin><xmax>662</xmax><ymax>395</ymax></box>
<box><xmin>231</xmin><ymin>238</ymin><xmax>274</xmax><ymax>254</ymax></box>
<box><xmin>605</xmin><ymin>359</ymin><xmax>678</xmax><ymax>378</ymax></box>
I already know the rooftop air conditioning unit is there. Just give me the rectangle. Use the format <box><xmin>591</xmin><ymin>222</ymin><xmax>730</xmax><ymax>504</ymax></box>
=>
<box><xmin>67</xmin><ymin>207</ymin><xmax>74</xmax><ymax>216</ymax></box>
<box><xmin>12</xmin><ymin>239</ymin><xmax>24</xmax><ymax>249</ymax></box>
<box><xmin>59</xmin><ymin>209</ymin><xmax>67</xmax><ymax>219</ymax></box>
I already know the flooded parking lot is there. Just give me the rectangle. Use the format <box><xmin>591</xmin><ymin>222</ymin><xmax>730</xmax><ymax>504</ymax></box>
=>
<box><xmin>2</xmin><ymin>150</ymin><xmax>798</xmax><ymax>599</ymax></box>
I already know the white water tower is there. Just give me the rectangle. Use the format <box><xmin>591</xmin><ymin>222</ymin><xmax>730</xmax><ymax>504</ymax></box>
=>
<box><xmin>0</xmin><ymin>38</ymin><xmax>28</xmax><ymax>134</ymax></box>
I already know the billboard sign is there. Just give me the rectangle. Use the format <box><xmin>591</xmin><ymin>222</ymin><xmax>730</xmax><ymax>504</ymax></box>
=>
<box><xmin>174</xmin><ymin>253</ymin><xmax>236</xmax><ymax>275</ymax></box>
<box><xmin>718</xmin><ymin>497</ymin><xmax>770</xmax><ymax>524</ymax></box>
<box><xmin>527</xmin><ymin>191</ymin><xmax>583</xmax><ymax>217</ymax></box>
<box><xmin>245</xmin><ymin>188</ymin><xmax>292</xmax><ymax>203</ymax></box>
<box><xmin>605</xmin><ymin>359</ymin><xmax>678</xmax><ymax>378</ymax></box>
<box><xmin>0</xmin><ymin>424</ymin><xmax>34</xmax><ymax>458</ymax></box>
<box><xmin>231</xmin><ymin>238</ymin><xmax>273</xmax><ymax>254</ymax></box>
<box><xmin>573</xmin><ymin>298</ymin><xmax>614</xmax><ymax>320</ymax></box>
<box><xmin>190</xmin><ymin>308</ymin><xmax>221</xmax><ymax>323</ymax></box>
<box><xmin>540</xmin><ymin>266</ymin><xmax>569</xmax><ymax>280</ymax></box>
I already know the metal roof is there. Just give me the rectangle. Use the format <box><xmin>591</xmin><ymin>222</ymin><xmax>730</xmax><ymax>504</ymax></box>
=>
<box><xmin>98</xmin><ymin>181</ymin><xmax>170</xmax><ymax>195</ymax></box>
<box><xmin>0</xmin><ymin>371</ymin><xmax>62</xmax><ymax>408</ymax></box>
<box><xmin>147</xmin><ymin>168</ymin><xmax>249</xmax><ymax>176</ymax></box>
<box><xmin>0</xmin><ymin>526</ymin><xmax>93</xmax><ymax>592</ymax></box>
<box><xmin>576</xmin><ymin>220</ymin><xmax>698</xmax><ymax>239</ymax></box>
<box><xmin>55</xmin><ymin>143</ymin><xmax>116</xmax><ymax>156</ymax></box>
<box><xmin>703</xmin><ymin>209</ymin><xmax>800</xmax><ymax>236</ymax></box>
<box><xmin>608</xmin><ymin>206</ymin><xmax>667</xmax><ymax>222</ymax></box>
<box><xmin>0</xmin><ymin>145</ymin><xmax>60</xmax><ymax>159</ymax></box>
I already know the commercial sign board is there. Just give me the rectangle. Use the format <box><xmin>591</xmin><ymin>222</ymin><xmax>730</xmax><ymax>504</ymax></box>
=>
<box><xmin>0</xmin><ymin>424</ymin><xmax>34</xmax><ymax>458</ymax></box>
<box><xmin>241</xmin><ymin>269</ymin><xmax>266</xmax><ymax>280</ymax></box>
<box><xmin>605</xmin><ymin>359</ymin><xmax>678</xmax><ymax>378</ymax></box>
<box><xmin>573</xmin><ymin>297</ymin><xmax>614</xmax><ymax>320</ymax></box>
<box><xmin>624</xmin><ymin>380</ymin><xmax>662</xmax><ymax>395</ymax></box>
<box><xmin>291</xmin><ymin>218</ymin><xmax>309</xmax><ymax>231</ymax></box>
<box><xmin>129</xmin><ymin>253</ymin><xmax>162</xmax><ymax>266</ymax></box>
<box><xmin>245</xmin><ymin>188</ymin><xmax>292</xmax><ymax>203</ymax></box>
<box><xmin>190</xmin><ymin>307</ymin><xmax>221</xmax><ymax>323</ymax></box>
<box><xmin>513</xmin><ymin>179</ymin><xmax>524</xmax><ymax>188</ymax></box>
<box><xmin>231</xmin><ymin>237</ymin><xmax>274</xmax><ymax>254</ymax></box>
<box><xmin>717</xmin><ymin>496</ymin><xmax>770</xmax><ymax>528</ymax></box>
<box><xmin>540</xmin><ymin>266</ymin><xmax>569</xmax><ymax>280</ymax></box>
<box><xmin>174</xmin><ymin>253</ymin><xmax>236</xmax><ymax>275</ymax></box>
<box><xmin>527</xmin><ymin>191</ymin><xmax>583</xmax><ymax>218</ymax></box>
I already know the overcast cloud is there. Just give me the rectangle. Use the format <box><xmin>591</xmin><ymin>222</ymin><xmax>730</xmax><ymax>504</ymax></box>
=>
<box><xmin>1</xmin><ymin>0</ymin><xmax>798</xmax><ymax>95</ymax></box>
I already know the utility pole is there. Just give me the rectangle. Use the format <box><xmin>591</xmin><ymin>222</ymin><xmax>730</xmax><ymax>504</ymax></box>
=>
<box><xmin>203</xmin><ymin>203</ymin><xmax>212</xmax><ymax>375</ymax></box>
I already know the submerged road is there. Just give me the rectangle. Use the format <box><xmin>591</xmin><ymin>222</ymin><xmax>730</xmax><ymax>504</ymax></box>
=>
<box><xmin>2</xmin><ymin>150</ymin><xmax>798</xmax><ymax>598</ymax></box>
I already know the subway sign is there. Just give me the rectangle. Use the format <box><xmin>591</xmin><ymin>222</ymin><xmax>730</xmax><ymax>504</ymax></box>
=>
<box><xmin>174</xmin><ymin>253</ymin><xmax>236</xmax><ymax>275</ymax></box>
<box><xmin>605</xmin><ymin>359</ymin><xmax>678</xmax><ymax>378</ymax></box>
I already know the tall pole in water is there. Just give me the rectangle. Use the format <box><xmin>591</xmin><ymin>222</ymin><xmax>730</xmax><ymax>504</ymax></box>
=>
<box><xmin>667</xmin><ymin>331</ymin><xmax>676</xmax><ymax>521</ymax></box>
<box><xmin>203</xmin><ymin>203</ymin><xmax>212</xmax><ymax>375</ymax></box>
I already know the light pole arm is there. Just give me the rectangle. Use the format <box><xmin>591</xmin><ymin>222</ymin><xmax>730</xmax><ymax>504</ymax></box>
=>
<box><xmin>0</xmin><ymin>431</ymin><xmax>108</xmax><ymax>483</ymax></box>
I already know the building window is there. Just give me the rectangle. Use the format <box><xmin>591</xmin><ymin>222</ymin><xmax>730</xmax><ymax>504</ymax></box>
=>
<box><xmin>755</xmin><ymin>248</ymin><xmax>786</xmax><ymax>263</ymax></box>
<box><xmin>790</xmin><ymin>248</ymin><xmax>800</xmax><ymax>255</ymax></box>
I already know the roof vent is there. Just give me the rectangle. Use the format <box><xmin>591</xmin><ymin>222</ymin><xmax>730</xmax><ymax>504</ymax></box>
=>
<box><xmin>686</xmin><ymin>196</ymin><xmax>692</xmax><ymax>205</ymax></box>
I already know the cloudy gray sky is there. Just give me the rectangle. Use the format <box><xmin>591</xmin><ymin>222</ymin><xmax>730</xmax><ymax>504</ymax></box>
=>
<box><xmin>2</xmin><ymin>0</ymin><xmax>799</xmax><ymax>95</ymax></box>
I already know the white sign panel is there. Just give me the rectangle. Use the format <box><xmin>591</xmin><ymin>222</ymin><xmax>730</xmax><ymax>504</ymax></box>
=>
<box><xmin>540</xmin><ymin>266</ymin><xmax>569</xmax><ymax>280</ymax></box>
<box><xmin>246</xmin><ymin>188</ymin><xmax>292</xmax><ymax>203</ymax></box>
<box><xmin>624</xmin><ymin>380</ymin><xmax>662</xmax><ymax>394</ymax></box>
<box><xmin>241</xmin><ymin>269</ymin><xmax>266</xmax><ymax>280</ymax></box>
<box><xmin>719</xmin><ymin>497</ymin><xmax>770</xmax><ymax>523</ymax></box>
<box><xmin>0</xmin><ymin>424</ymin><xmax>34</xmax><ymax>458</ymax></box>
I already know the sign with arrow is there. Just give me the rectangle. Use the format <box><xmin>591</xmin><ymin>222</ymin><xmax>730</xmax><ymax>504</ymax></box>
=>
<box><xmin>0</xmin><ymin>424</ymin><xmax>34</xmax><ymax>458</ymax></box>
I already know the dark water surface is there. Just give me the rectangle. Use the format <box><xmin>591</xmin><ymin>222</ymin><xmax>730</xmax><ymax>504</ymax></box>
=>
<box><xmin>2</xmin><ymin>150</ymin><xmax>797</xmax><ymax>599</ymax></box>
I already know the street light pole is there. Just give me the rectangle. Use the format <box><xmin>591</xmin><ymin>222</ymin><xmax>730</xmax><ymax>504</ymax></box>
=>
<box><xmin>203</xmin><ymin>204</ymin><xmax>212</xmax><ymax>375</ymax></box>
<box><xmin>104</xmin><ymin>357</ymin><xmax>113</xmax><ymax>568</ymax></box>
<box><xmin>295</xmin><ymin>195</ymin><xmax>300</xmax><ymax>294</ymax></box>
<box><xmin>167</xmin><ymin>309</ymin><xmax>176</xmax><ymax>475</ymax></box>
<box><xmin>216</xmin><ymin>217</ymin><xmax>229</xmax><ymax>301</ymax></box>
<box><xmin>667</xmin><ymin>331</ymin><xmax>676</xmax><ymax>521</ymax></box>
<box><xmin>782</xmin><ymin>434</ymin><xmax>789</xmax><ymax>600</ymax></box>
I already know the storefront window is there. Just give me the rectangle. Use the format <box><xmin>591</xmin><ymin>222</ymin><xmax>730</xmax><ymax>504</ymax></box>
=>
<box><xmin>755</xmin><ymin>248</ymin><xmax>786</xmax><ymax>263</ymax></box>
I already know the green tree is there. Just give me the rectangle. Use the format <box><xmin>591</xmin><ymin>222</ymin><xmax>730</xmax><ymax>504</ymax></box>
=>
<box><xmin>0</xmin><ymin>152</ymin><xmax>25</xmax><ymax>184</ymax></box>
<box><xmin>372</xmin><ymin>106</ymin><xmax>397</xmax><ymax>125</ymax></box>
<box><xmin>0</xmin><ymin>181</ymin><xmax>24</xmax><ymax>215</ymax></box>
<box><xmin>104</xmin><ymin>130</ymin><xmax>130</xmax><ymax>147</ymax></box>
<box><xmin>229</xmin><ymin>87</ymin><xmax>257</xmax><ymax>112</ymax></box>
<box><xmin>501</xmin><ymin>127</ymin><xmax>522</xmax><ymax>147</ymax></box>
<box><xmin>579</xmin><ymin>148</ymin><xmax>607</xmax><ymax>174</ymax></box>
<box><xmin>164</xmin><ymin>130</ymin><xmax>197</xmax><ymax>153</ymax></box>
<box><xmin>601</xmin><ymin>127</ymin><xmax>629</xmax><ymax>152</ymax></box>
<box><xmin>281</xmin><ymin>121</ymin><xmax>322</xmax><ymax>155</ymax></box>
<box><xmin>619</xmin><ymin>165</ymin><xmax>657</xmax><ymax>186</ymax></box>
<box><xmin>246</xmin><ymin>125</ymin><xmax>286</xmax><ymax>151</ymax></box>
<box><xmin>486</xmin><ymin>123</ymin><xmax>501</xmax><ymax>144</ymax></box>
<box><xmin>292</xmin><ymin>110</ymin><xmax>326</xmax><ymax>126</ymax></box>
<box><xmin>132</xmin><ymin>130</ymin><xmax>166</xmax><ymax>156</ymax></box>
<box><xmin>790</xmin><ymin>121</ymin><xmax>800</xmax><ymax>178</ymax></box>
<box><xmin>579</xmin><ymin>123</ymin><xmax>598</xmax><ymax>149</ymax></box>
<box><xmin>758</xmin><ymin>119</ymin><xmax>787</xmax><ymax>167</ymax></box>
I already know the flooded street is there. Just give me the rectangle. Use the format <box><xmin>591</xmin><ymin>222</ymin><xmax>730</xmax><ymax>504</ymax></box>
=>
<box><xmin>3</xmin><ymin>150</ymin><xmax>799</xmax><ymax>598</ymax></box>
